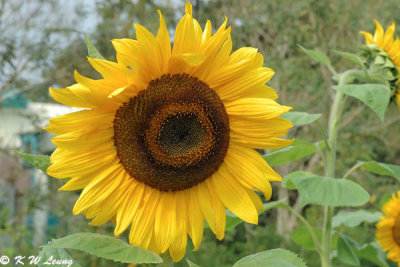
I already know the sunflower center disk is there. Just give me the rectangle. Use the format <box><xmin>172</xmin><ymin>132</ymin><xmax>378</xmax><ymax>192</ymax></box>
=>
<box><xmin>113</xmin><ymin>74</ymin><xmax>229</xmax><ymax>191</ymax></box>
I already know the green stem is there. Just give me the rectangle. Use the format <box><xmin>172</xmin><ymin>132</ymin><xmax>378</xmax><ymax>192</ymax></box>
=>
<box><xmin>320</xmin><ymin>70</ymin><xmax>354</xmax><ymax>267</ymax></box>
<box><xmin>159</xmin><ymin>253</ymin><xmax>174</xmax><ymax>267</ymax></box>
<box><xmin>342</xmin><ymin>161</ymin><xmax>364</xmax><ymax>179</ymax></box>
<box><xmin>285</xmin><ymin>205</ymin><xmax>323</xmax><ymax>255</ymax></box>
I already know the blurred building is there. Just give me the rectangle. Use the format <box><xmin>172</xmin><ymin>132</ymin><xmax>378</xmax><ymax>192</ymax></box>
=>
<box><xmin>0</xmin><ymin>90</ymin><xmax>76</xmax><ymax>246</ymax></box>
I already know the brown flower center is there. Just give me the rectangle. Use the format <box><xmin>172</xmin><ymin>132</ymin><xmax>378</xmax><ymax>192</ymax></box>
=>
<box><xmin>113</xmin><ymin>74</ymin><xmax>229</xmax><ymax>191</ymax></box>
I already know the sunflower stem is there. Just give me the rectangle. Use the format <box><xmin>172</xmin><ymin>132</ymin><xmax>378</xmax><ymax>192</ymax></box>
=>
<box><xmin>320</xmin><ymin>71</ymin><xmax>351</xmax><ymax>267</ymax></box>
<box><xmin>159</xmin><ymin>253</ymin><xmax>174</xmax><ymax>267</ymax></box>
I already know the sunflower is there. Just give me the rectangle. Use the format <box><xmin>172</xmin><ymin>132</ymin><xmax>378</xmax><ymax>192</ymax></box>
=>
<box><xmin>45</xmin><ymin>2</ymin><xmax>293</xmax><ymax>261</ymax></box>
<box><xmin>376</xmin><ymin>191</ymin><xmax>400</xmax><ymax>266</ymax></box>
<box><xmin>360</xmin><ymin>20</ymin><xmax>400</xmax><ymax>107</ymax></box>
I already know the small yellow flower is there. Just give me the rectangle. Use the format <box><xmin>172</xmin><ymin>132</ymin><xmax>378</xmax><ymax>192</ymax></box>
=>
<box><xmin>45</xmin><ymin>2</ymin><xmax>293</xmax><ymax>261</ymax></box>
<box><xmin>361</xmin><ymin>20</ymin><xmax>400</xmax><ymax>108</ymax></box>
<box><xmin>376</xmin><ymin>191</ymin><xmax>400</xmax><ymax>266</ymax></box>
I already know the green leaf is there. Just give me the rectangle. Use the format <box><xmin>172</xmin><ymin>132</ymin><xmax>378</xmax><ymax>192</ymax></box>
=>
<box><xmin>44</xmin><ymin>233</ymin><xmax>162</xmax><ymax>264</ymax></box>
<box><xmin>263</xmin><ymin>140</ymin><xmax>317</xmax><ymax>166</ymax></box>
<box><xmin>224</xmin><ymin>199</ymin><xmax>287</xmax><ymax>231</ymax></box>
<box><xmin>233</xmin><ymin>248</ymin><xmax>307</xmax><ymax>267</ymax></box>
<box><xmin>337</xmin><ymin>234</ymin><xmax>360</xmax><ymax>266</ymax></box>
<box><xmin>360</xmin><ymin>161</ymin><xmax>400</xmax><ymax>181</ymax></box>
<box><xmin>291</xmin><ymin>226</ymin><xmax>322</xmax><ymax>251</ymax></box>
<box><xmin>286</xmin><ymin>175</ymin><xmax>370</xmax><ymax>207</ymax></box>
<box><xmin>283</xmin><ymin>171</ymin><xmax>317</xmax><ymax>190</ymax></box>
<box><xmin>38</xmin><ymin>247</ymin><xmax>81</xmax><ymax>267</ymax></box>
<box><xmin>186</xmin><ymin>259</ymin><xmax>201</xmax><ymax>267</ymax></box>
<box><xmin>333</xmin><ymin>50</ymin><xmax>364</xmax><ymax>68</ymax></box>
<box><xmin>355</xmin><ymin>242</ymin><xmax>389</xmax><ymax>267</ymax></box>
<box><xmin>298</xmin><ymin>44</ymin><xmax>331</xmax><ymax>68</ymax></box>
<box><xmin>332</xmin><ymin>210</ymin><xmax>382</xmax><ymax>228</ymax></box>
<box><xmin>334</xmin><ymin>84</ymin><xmax>390</xmax><ymax>121</ymax></box>
<box><xmin>84</xmin><ymin>36</ymin><xmax>105</xmax><ymax>60</ymax></box>
<box><xmin>280</xmin><ymin>111</ymin><xmax>321</xmax><ymax>126</ymax></box>
<box><xmin>15</xmin><ymin>151</ymin><xmax>50</xmax><ymax>172</ymax></box>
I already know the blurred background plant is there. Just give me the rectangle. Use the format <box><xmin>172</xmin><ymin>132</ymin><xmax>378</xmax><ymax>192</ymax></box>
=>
<box><xmin>1</xmin><ymin>0</ymin><xmax>400</xmax><ymax>266</ymax></box>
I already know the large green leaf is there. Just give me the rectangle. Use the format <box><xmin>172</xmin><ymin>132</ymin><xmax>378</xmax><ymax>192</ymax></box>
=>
<box><xmin>38</xmin><ymin>247</ymin><xmax>81</xmax><ymax>267</ymax></box>
<box><xmin>282</xmin><ymin>171</ymin><xmax>317</xmax><ymax>190</ymax></box>
<box><xmin>84</xmin><ymin>36</ymin><xmax>105</xmax><ymax>60</ymax></box>
<box><xmin>290</xmin><ymin>226</ymin><xmax>322</xmax><ymax>251</ymax></box>
<box><xmin>223</xmin><ymin>199</ymin><xmax>287</xmax><ymax>231</ymax></box>
<box><xmin>332</xmin><ymin>210</ymin><xmax>382</xmax><ymax>228</ymax></box>
<box><xmin>355</xmin><ymin>242</ymin><xmax>389</xmax><ymax>267</ymax></box>
<box><xmin>337</xmin><ymin>234</ymin><xmax>360</xmax><ymax>266</ymax></box>
<box><xmin>280</xmin><ymin>111</ymin><xmax>321</xmax><ymax>126</ymax></box>
<box><xmin>285</xmin><ymin>175</ymin><xmax>370</xmax><ymax>207</ymax></box>
<box><xmin>333</xmin><ymin>50</ymin><xmax>364</xmax><ymax>68</ymax></box>
<box><xmin>333</xmin><ymin>84</ymin><xmax>390</xmax><ymax>121</ymax></box>
<box><xmin>44</xmin><ymin>233</ymin><xmax>162</xmax><ymax>264</ymax></box>
<box><xmin>233</xmin><ymin>248</ymin><xmax>307</xmax><ymax>267</ymax></box>
<box><xmin>263</xmin><ymin>140</ymin><xmax>317</xmax><ymax>166</ymax></box>
<box><xmin>15</xmin><ymin>151</ymin><xmax>50</xmax><ymax>172</ymax></box>
<box><xmin>360</xmin><ymin>161</ymin><xmax>400</xmax><ymax>181</ymax></box>
<box><xmin>298</xmin><ymin>45</ymin><xmax>331</xmax><ymax>68</ymax></box>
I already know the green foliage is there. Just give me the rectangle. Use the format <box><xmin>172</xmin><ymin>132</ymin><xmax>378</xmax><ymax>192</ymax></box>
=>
<box><xmin>186</xmin><ymin>259</ymin><xmax>201</xmax><ymax>267</ymax></box>
<box><xmin>15</xmin><ymin>151</ymin><xmax>50</xmax><ymax>172</ymax></box>
<box><xmin>332</xmin><ymin>210</ymin><xmax>382</xmax><ymax>228</ymax></box>
<box><xmin>337</xmin><ymin>234</ymin><xmax>360</xmax><ymax>266</ymax></box>
<box><xmin>285</xmin><ymin>174</ymin><xmax>370</xmax><ymax>207</ymax></box>
<box><xmin>334</xmin><ymin>84</ymin><xmax>390</xmax><ymax>121</ymax></box>
<box><xmin>233</xmin><ymin>248</ymin><xmax>307</xmax><ymax>267</ymax></box>
<box><xmin>44</xmin><ymin>233</ymin><xmax>162</xmax><ymax>264</ymax></box>
<box><xmin>333</xmin><ymin>51</ymin><xmax>364</xmax><ymax>69</ymax></box>
<box><xmin>84</xmin><ymin>36</ymin><xmax>106</xmax><ymax>60</ymax></box>
<box><xmin>263</xmin><ymin>140</ymin><xmax>318</xmax><ymax>167</ymax></box>
<box><xmin>355</xmin><ymin>242</ymin><xmax>390</xmax><ymax>267</ymax></box>
<box><xmin>361</xmin><ymin>161</ymin><xmax>400</xmax><ymax>181</ymax></box>
<box><xmin>38</xmin><ymin>247</ymin><xmax>81</xmax><ymax>267</ymax></box>
<box><xmin>280</xmin><ymin>111</ymin><xmax>321</xmax><ymax>126</ymax></box>
<box><xmin>298</xmin><ymin>45</ymin><xmax>334</xmax><ymax>72</ymax></box>
<box><xmin>291</xmin><ymin>226</ymin><xmax>322</xmax><ymax>251</ymax></box>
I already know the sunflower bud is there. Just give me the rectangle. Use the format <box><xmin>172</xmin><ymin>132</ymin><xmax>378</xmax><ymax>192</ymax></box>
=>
<box><xmin>360</xmin><ymin>44</ymin><xmax>399</xmax><ymax>95</ymax></box>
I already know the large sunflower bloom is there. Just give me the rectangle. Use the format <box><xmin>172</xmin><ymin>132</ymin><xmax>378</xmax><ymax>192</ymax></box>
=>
<box><xmin>360</xmin><ymin>20</ymin><xmax>400</xmax><ymax>107</ymax></box>
<box><xmin>46</xmin><ymin>2</ymin><xmax>293</xmax><ymax>261</ymax></box>
<box><xmin>376</xmin><ymin>191</ymin><xmax>400</xmax><ymax>266</ymax></box>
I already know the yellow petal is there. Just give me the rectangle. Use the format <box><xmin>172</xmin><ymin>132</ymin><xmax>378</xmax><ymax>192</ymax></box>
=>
<box><xmin>225</xmin><ymin>98</ymin><xmax>292</xmax><ymax>120</ymax></box>
<box><xmin>167</xmin><ymin>53</ymin><xmax>205</xmax><ymax>74</ymax></box>
<box><xmin>374</xmin><ymin>19</ymin><xmax>384</xmax><ymax>45</ymax></box>
<box><xmin>115</xmin><ymin>182</ymin><xmax>144</xmax><ymax>236</ymax></box>
<box><xmin>156</xmin><ymin>10</ymin><xmax>171</xmax><ymax>72</ymax></box>
<box><xmin>215</xmin><ymin>67</ymin><xmax>275</xmax><ymax>101</ymax></box>
<box><xmin>172</xmin><ymin>2</ymin><xmax>202</xmax><ymax>55</ymax></box>
<box><xmin>87</xmin><ymin>57</ymin><xmax>131</xmax><ymax>86</ymax></box>
<box><xmin>197</xmin><ymin>182</ymin><xmax>225</xmax><ymax>240</ymax></box>
<box><xmin>45</xmin><ymin>109</ymin><xmax>114</xmax><ymax>135</ymax></box>
<box><xmin>230</xmin><ymin>117</ymin><xmax>293</xmax><ymax>149</ymax></box>
<box><xmin>51</xmin><ymin>128</ymin><xmax>113</xmax><ymax>151</ymax></box>
<box><xmin>187</xmin><ymin>187</ymin><xmax>204</xmax><ymax>251</ymax></box>
<box><xmin>134</xmin><ymin>23</ymin><xmax>163</xmax><ymax>75</ymax></box>
<box><xmin>129</xmin><ymin>187</ymin><xmax>160</xmax><ymax>247</ymax></box>
<box><xmin>47</xmin><ymin>144</ymin><xmax>117</xmax><ymax>178</ymax></box>
<box><xmin>72</xmin><ymin>165</ymin><xmax>126</xmax><ymax>215</ymax></box>
<box><xmin>224</xmin><ymin>144</ymin><xmax>275</xmax><ymax>199</ymax></box>
<box><xmin>58</xmin><ymin>176</ymin><xmax>92</xmax><ymax>191</ymax></box>
<box><xmin>211</xmin><ymin>165</ymin><xmax>258</xmax><ymax>224</ymax></box>
<box><xmin>169</xmin><ymin>191</ymin><xmax>188</xmax><ymax>262</ymax></box>
<box><xmin>154</xmin><ymin>192</ymin><xmax>177</xmax><ymax>253</ymax></box>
